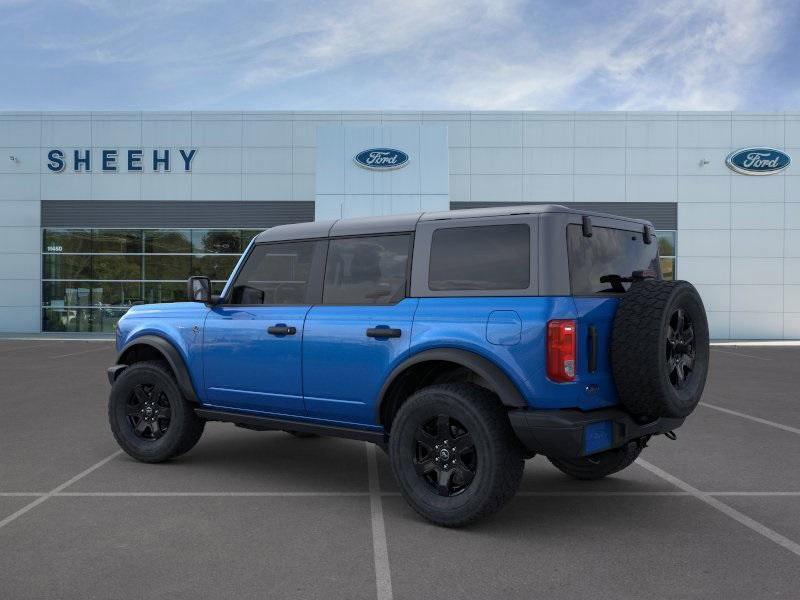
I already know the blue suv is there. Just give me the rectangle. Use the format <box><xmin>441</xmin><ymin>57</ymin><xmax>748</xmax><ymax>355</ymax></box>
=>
<box><xmin>108</xmin><ymin>205</ymin><xmax>709</xmax><ymax>526</ymax></box>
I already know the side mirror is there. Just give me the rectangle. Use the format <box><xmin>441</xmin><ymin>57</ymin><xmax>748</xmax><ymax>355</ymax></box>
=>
<box><xmin>187</xmin><ymin>276</ymin><xmax>212</xmax><ymax>303</ymax></box>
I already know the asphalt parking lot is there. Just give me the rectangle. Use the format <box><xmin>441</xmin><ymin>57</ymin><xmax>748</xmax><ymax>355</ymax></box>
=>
<box><xmin>0</xmin><ymin>340</ymin><xmax>799</xmax><ymax>599</ymax></box>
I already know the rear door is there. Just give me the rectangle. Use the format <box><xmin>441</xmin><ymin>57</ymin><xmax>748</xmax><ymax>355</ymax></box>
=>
<box><xmin>302</xmin><ymin>234</ymin><xmax>416</xmax><ymax>426</ymax></box>
<box><xmin>203</xmin><ymin>240</ymin><xmax>326</xmax><ymax>415</ymax></box>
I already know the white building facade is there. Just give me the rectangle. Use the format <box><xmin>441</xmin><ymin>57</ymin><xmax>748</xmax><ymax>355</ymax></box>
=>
<box><xmin>0</xmin><ymin>110</ymin><xmax>798</xmax><ymax>339</ymax></box>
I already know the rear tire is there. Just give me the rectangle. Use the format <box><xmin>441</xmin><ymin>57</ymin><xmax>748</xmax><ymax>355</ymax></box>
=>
<box><xmin>389</xmin><ymin>383</ymin><xmax>523</xmax><ymax>527</ymax></box>
<box><xmin>548</xmin><ymin>441</ymin><xmax>642</xmax><ymax>480</ymax></box>
<box><xmin>108</xmin><ymin>361</ymin><xmax>205</xmax><ymax>463</ymax></box>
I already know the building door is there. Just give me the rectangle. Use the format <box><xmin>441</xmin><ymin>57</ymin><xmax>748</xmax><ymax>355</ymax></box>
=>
<box><xmin>302</xmin><ymin>234</ymin><xmax>416</xmax><ymax>426</ymax></box>
<box><xmin>203</xmin><ymin>239</ymin><xmax>326</xmax><ymax>416</ymax></box>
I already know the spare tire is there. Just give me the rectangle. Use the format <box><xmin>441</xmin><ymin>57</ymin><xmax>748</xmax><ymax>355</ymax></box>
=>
<box><xmin>611</xmin><ymin>279</ymin><xmax>709</xmax><ymax>418</ymax></box>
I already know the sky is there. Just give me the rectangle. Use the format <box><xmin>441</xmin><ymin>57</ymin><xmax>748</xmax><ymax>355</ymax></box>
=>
<box><xmin>1</xmin><ymin>0</ymin><xmax>798</xmax><ymax>111</ymax></box>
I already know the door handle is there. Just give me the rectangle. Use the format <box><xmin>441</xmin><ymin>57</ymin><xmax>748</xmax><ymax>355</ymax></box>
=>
<box><xmin>267</xmin><ymin>324</ymin><xmax>296</xmax><ymax>336</ymax></box>
<box><xmin>366</xmin><ymin>327</ymin><xmax>402</xmax><ymax>339</ymax></box>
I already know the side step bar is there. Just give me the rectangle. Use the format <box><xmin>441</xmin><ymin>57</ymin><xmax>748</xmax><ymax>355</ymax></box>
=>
<box><xmin>195</xmin><ymin>408</ymin><xmax>387</xmax><ymax>445</ymax></box>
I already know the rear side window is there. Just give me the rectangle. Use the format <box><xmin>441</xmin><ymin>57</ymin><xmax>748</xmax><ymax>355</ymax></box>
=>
<box><xmin>323</xmin><ymin>235</ymin><xmax>410</xmax><ymax>305</ymax></box>
<box><xmin>229</xmin><ymin>241</ymin><xmax>322</xmax><ymax>305</ymax></box>
<box><xmin>567</xmin><ymin>224</ymin><xmax>660</xmax><ymax>295</ymax></box>
<box><xmin>428</xmin><ymin>224</ymin><xmax>530</xmax><ymax>291</ymax></box>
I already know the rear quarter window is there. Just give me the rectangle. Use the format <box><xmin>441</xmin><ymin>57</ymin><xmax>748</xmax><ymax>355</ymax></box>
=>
<box><xmin>428</xmin><ymin>224</ymin><xmax>530</xmax><ymax>291</ymax></box>
<box><xmin>567</xmin><ymin>224</ymin><xmax>660</xmax><ymax>295</ymax></box>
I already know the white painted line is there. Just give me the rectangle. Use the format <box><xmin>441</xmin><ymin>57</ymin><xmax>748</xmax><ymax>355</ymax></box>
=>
<box><xmin>0</xmin><ymin>450</ymin><xmax>122</xmax><ymax>531</ymax></box>
<box><xmin>517</xmin><ymin>491</ymin><xmax>689</xmax><ymax>497</ymax></box>
<box><xmin>700</xmin><ymin>402</ymin><xmax>800</xmax><ymax>436</ymax></box>
<box><xmin>711</xmin><ymin>341</ymin><xmax>800</xmax><ymax>347</ymax></box>
<box><xmin>55</xmin><ymin>491</ymin><xmax>371</xmax><ymax>497</ymax></box>
<box><xmin>711</xmin><ymin>348</ymin><xmax>771</xmax><ymax>361</ymax></box>
<box><xmin>0</xmin><ymin>493</ymin><xmax>45</xmax><ymax>497</ymax></box>
<box><xmin>637</xmin><ymin>458</ymin><xmax>800</xmax><ymax>558</ymax></box>
<box><xmin>366</xmin><ymin>443</ymin><xmax>393</xmax><ymax>600</ymax></box>
<box><xmin>709</xmin><ymin>492</ymin><xmax>800</xmax><ymax>497</ymax></box>
<box><xmin>49</xmin><ymin>345</ymin><xmax>116</xmax><ymax>359</ymax></box>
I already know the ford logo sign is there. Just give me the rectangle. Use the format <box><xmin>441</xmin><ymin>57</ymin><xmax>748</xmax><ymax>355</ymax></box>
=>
<box><xmin>725</xmin><ymin>147</ymin><xmax>790</xmax><ymax>175</ymax></box>
<box><xmin>354</xmin><ymin>148</ymin><xmax>409</xmax><ymax>170</ymax></box>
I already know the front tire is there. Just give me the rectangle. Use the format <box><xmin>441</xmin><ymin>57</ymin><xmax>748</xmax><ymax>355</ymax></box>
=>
<box><xmin>108</xmin><ymin>361</ymin><xmax>205</xmax><ymax>463</ymax></box>
<box><xmin>389</xmin><ymin>383</ymin><xmax>523</xmax><ymax>527</ymax></box>
<box><xmin>548</xmin><ymin>441</ymin><xmax>643</xmax><ymax>480</ymax></box>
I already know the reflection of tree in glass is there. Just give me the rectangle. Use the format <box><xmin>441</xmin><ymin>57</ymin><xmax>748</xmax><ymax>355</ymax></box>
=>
<box><xmin>145</xmin><ymin>230</ymin><xmax>191</xmax><ymax>253</ymax></box>
<box><xmin>202</xmin><ymin>231</ymin><xmax>240</xmax><ymax>253</ymax></box>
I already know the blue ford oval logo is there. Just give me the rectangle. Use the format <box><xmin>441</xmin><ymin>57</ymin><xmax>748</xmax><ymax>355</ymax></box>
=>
<box><xmin>354</xmin><ymin>148</ymin><xmax>409</xmax><ymax>170</ymax></box>
<box><xmin>726</xmin><ymin>147</ymin><xmax>790</xmax><ymax>175</ymax></box>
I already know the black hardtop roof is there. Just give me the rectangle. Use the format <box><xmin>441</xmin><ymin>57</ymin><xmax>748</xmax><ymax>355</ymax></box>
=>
<box><xmin>253</xmin><ymin>204</ymin><xmax>651</xmax><ymax>243</ymax></box>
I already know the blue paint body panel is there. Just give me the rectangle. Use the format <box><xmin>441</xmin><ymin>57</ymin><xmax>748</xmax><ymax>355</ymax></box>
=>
<box><xmin>114</xmin><ymin>295</ymin><xmax>621</xmax><ymax>430</ymax></box>
<box><xmin>302</xmin><ymin>298</ymin><xmax>418</xmax><ymax>423</ymax></box>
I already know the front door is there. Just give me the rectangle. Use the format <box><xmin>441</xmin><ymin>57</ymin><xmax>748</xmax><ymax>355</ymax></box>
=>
<box><xmin>302</xmin><ymin>234</ymin><xmax>416</xmax><ymax>426</ymax></box>
<box><xmin>203</xmin><ymin>239</ymin><xmax>325</xmax><ymax>416</ymax></box>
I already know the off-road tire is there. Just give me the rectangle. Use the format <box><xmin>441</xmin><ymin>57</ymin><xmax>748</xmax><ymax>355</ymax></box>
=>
<box><xmin>611</xmin><ymin>279</ymin><xmax>709</xmax><ymax>418</ymax></box>
<box><xmin>548</xmin><ymin>441</ymin><xmax>643</xmax><ymax>480</ymax></box>
<box><xmin>109</xmin><ymin>361</ymin><xmax>205</xmax><ymax>463</ymax></box>
<box><xmin>389</xmin><ymin>383</ymin><xmax>524</xmax><ymax>527</ymax></box>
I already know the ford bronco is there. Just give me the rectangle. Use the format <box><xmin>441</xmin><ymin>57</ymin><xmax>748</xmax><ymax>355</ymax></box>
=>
<box><xmin>108</xmin><ymin>205</ymin><xmax>709</xmax><ymax>526</ymax></box>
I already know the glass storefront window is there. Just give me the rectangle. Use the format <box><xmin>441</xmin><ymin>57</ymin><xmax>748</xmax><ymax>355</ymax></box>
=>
<box><xmin>43</xmin><ymin>281</ymin><xmax>143</xmax><ymax>307</ymax></box>
<box><xmin>191</xmin><ymin>254</ymin><xmax>239</xmax><ymax>280</ymax></box>
<box><xmin>92</xmin><ymin>255</ymin><xmax>143</xmax><ymax>280</ymax></box>
<box><xmin>144</xmin><ymin>230</ymin><xmax>192</xmax><ymax>253</ymax></box>
<box><xmin>93</xmin><ymin>229</ymin><xmax>142</xmax><ymax>253</ymax></box>
<box><xmin>43</xmin><ymin>229</ymin><xmax>92</xmax><ymax>253</ymax></box>
<box><xmin>656</xmin><ymin>230</ymin><xmax>676</xmax><ymax>281</ymax></box>
<box><xmin>192</xmin><ymin>229</ymin><xmax>242</xmax><ymax>254</ymax></box>
<box><xmin>144</xmin><ymin>255</ymin><xmax>192</xmax><ymax>280</ymax></box>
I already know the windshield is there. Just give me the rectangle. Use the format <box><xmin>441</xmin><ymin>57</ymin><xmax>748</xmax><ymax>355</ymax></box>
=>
<box><xmin>567</xmin><ymin>224</ymin><xmax>660</xmax><ymax>295</ymax></box>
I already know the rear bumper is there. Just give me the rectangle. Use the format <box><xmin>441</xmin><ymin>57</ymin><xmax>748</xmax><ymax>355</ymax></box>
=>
<box><xmin>508</xmin><ymin>407</ymin><xmax>684</xmax><ymax>459</ymax></box>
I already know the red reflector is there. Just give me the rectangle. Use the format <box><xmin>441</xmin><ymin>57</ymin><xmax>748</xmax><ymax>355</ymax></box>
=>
<box><xmin>547</xmin><ymin>319</ymin><xmax>576</xmax><ymax>383</ymax></box>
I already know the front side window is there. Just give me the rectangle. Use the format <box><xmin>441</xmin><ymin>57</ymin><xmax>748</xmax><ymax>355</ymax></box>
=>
<box><xmin>229</xmin><ymin>241</ymin><xmax>321</xmax><ymax>305</ymax></box>
<box><xmin>428</xmin><ymin>224</ymin><xmax>530</xmax><ymax>291</ymax></box>
<box><xmin>323</xmin><ymin>235</ymin><xmax>410</xmax><ymax>305</ymax></box>
<box><xmin>567</xmin><ymin>224</ymin><xmax>660</xmax><ymax>295</ymax></box>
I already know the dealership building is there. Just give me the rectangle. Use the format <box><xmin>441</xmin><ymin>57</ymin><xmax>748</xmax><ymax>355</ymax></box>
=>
<box><xmin>0</xmin><ymin>110</ymin><xmax>798</xmax><ymax>339</ymax></box>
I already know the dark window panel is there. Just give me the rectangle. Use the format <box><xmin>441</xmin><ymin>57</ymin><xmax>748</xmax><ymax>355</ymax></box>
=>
<box><xmin>192</xmin><ymin>229</ymin><xmax>242</xmax><ymax>254</ymax></box>
<box><xmin>230</xmin><ymin>241</ymin><xmax>320</xmax><ymax>305</ymax></box>
<box><xmin>323</xmin><ymin>235</ymin><xmax>410</xmax><ymax>305</ymax></box>
<box><xmin>191</xmin><ymin>255</ymin><xmax>239</xmax><ymax>281</ymax></box>
<box><xmin>429</xmin><ymin>225</ymin><xmax>530</xmax><ymax>291</ymax></box>
<box><xmin>144</xmin><ymin>230</ymin><xmax>192</xmax><ymax>253</ymax></box>
<box><xmin>144</xmin><ymin>282</ymin><xmax>187</xmax><ymax>304</ymax></box>
<box><xmin>93</xmin><ymin>255</ymin><xmax>143</xmax><ymax>280</ymax></box>
<box><xmin>567</xmin><ymin>225</ymin><xmax>660</xmax><ymax>295</ymax></box>
<box><xmin>144</xmin><ymin>255</ymin><xmax>191</xmax><ymax>280</ymax></box>
<box><xmin>93</xmin><ymin>229</ymin><xmax>142</xmax><ymax>253</ymax></box>
<box><xmin>43</xmin><ymin>254</ymin><xmax>92</xmax><ymax>279</ymax></box>
<box><xmin>43</xmin><ymin>229</ymin><xmax>92</xmax><ymax>253</ymax></box>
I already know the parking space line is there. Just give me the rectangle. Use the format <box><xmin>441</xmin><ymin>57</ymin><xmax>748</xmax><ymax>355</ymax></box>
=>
<box><xmin>49</xmin><ymin>345</ymin><xmax>116</xmax><ymax>359</ymax></box>
<box><xmin>637</xmin><ymin>458</ymin><xmax>800</xmax><ymax>558</ymax></box>
<box><xmin>711</xmin><ymin>348</ymin><xmax>772</xmax><ymax>361</ymax></box>
<box><xmin>517</xmin><ymin>491</ymin><xmax>689</xmax><ymax>496</ymax></box>
<box><xmin>54</xmin><ymin>491</ymin><xmax>371</xmax><ymax>497</ymax></box>
<box><xmin>709</xmin><ymin>492</ymin><xmax>800</xmax><ymax>497</ymax></box>
<box><xmin>0</xmin><ymin>450</ymin><xmax>122</xmax><ymax>531</ymax></box>
<box><xmin>366</xmin><ymin>443</ymin><xmax>393</xmax><ymax>600</ymax></box>
<box><xmin>700</xmin><ymin>402</ymin><xmax>800</xmax><ymax>436</ymax></box>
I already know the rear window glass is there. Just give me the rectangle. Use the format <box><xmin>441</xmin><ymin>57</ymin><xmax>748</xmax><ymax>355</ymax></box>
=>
<box><xmin>567</xmin><ymin>224</ymin><xmax>660</xmax><ymax>295</ymax></box>
<box><xmin>428</xmin><ymin>224</ymin><xmax>530</xmax><ymax>291</ymax></box>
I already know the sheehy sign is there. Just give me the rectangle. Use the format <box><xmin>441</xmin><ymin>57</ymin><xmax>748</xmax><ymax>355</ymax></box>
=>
<box><xmin>46</xmin><ymin>149</ymin><xmax>197</xmax><ymax>172</ymax></box>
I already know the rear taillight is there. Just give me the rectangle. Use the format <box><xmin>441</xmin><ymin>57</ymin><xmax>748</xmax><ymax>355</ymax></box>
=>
<box><xmin>547</xmin><ymin>319</ymin><xmax>576</xmax><ymax>382</ymax></box>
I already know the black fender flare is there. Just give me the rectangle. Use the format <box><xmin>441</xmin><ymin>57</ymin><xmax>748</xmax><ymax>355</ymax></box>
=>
<box><xmin>376</xmin><ymin>348</ymin><xmax>527</xmax><ymax>421</ymax></box>
<box><xmin>115</xmin><ymin>335</ymin><xmax>199</xmax><ymax>403</ymax></box>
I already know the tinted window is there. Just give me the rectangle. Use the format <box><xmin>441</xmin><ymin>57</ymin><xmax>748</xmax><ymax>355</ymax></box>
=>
<box><xmin>230</xmin><ymin>241</ymin><xmax>321</xmax><ymax>305</ymax></box>
<box><xmin>428</xmin><ymin>225</ymin><xmax>530</xmax><ymax>291</ymax></box>
<box><xmin>323</xmin><ymin>235</ymin><xmax>410</xmax><ymax>305</ymax></box>
<box><xmin>567</xmin><ymin>224</ymin><xmax>660</xmax><ymax>295</ymax></box>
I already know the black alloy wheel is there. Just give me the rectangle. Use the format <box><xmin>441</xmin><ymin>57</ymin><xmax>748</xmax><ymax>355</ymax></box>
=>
<box><xmin>665</xmin><ymin>308</ymin><xmax>695</xmax><ymax>389</ymax></box>
<box><xmin>413</xmin><ymin>414</ymin><xmax>477</xmax><ymax>497</ymax></box>
<box><xmin>126</xmin><ymin>383</ymin><xmax>171</xmax><ymax>440</ymax></box>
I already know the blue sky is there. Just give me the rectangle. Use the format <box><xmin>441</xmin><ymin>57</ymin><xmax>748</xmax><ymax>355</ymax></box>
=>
<box><xmin>1</xmin><ymin>0</ymin><xmax>798</xmax><ymax>111</ymax></box>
